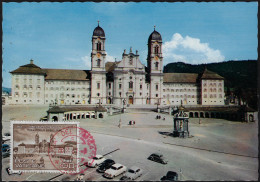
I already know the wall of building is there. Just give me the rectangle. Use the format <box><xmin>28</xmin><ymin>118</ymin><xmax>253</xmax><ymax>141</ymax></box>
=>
<box><xmin>44</xmin><ymin>80</ymin><xmax>91</xmax><ymax>105</ymax></box>
<box><xmin>201</xmin><ymin>79</ymin><xmax>224</xmax><ymax>105</ymax></box>
<box><xmin>162</xmin><ymin>83</ymin><xmax>199</xmax><ymax>106</ymax></box>
<box><xmin>11</xmin><ymin>74</ymin><xmax>45</xmax><ymax>104</ymax></box>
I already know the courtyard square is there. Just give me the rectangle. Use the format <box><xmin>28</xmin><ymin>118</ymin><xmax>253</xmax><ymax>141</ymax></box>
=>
<box><xmin>2</xmin><ymin>105</ymin><xmax>258</xmax><ymax>181</ymax></box>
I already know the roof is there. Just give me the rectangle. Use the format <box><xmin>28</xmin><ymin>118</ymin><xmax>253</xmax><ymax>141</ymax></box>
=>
<box><xmin>10</xmin><ymin>62</ymin><xmax>46</xmax><ymax>75</ymax></box>
<box><xmin>43</xmin><ymin>69</ymin><xmax>90</xmax><ymax>81</ymax></box>
<box><xmin>25</xmin><ymin>144</ymin><xmax>37</xmax><ymax>148</ymax></box>
<box><xmin>95</xmin><ymin>154</ymin><xmax>103</xmax><ymax>158</ymax></box>
<box><xmin>105</xmin><ymin>62</ymin><xmax>118</xmax><ymax>72</ymax></box>
<box><xmin>152</xmin><ymin>152</ymin><xmax>163</xmax><ymax>156</ymax></box>
<box><xmin>47</xmin><ymin>105</ymin><xmax>107</xmax><ymax>113</ymax></box>
<box><xmin>93</xmin><ymin>25</ymin><xmax>105</xmax><ymax>37</ymax></box>
<box><xmin>148</xmin><ymin>30</ymin><xmax>162</xmax><ymax>42</ymax></box>
<box><xmin>129</xmin><ymin>166</ymin><xmax>140</xmax><ymax>171</ymax></box>
<box><xmin>183</xmin><ymin>106</ymin><xmax>256</xmax><ymax>113</ymax></box>
<box><xmin>201</xmin><ymin>69</ymin><xmax>224</xmax><ymax>80</ymax></box>
<box><xmin>112</xmin><ymin>163</ymin><xmax>123</xmax><ymax>168</ymax></box>
<box><xmin>163</xmin><ymin>73</ymin><xmax>198</xmax><ymax>83</ymax></box>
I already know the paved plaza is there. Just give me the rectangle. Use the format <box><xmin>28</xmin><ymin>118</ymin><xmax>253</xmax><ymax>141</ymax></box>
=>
<box><xmin>2</xmin><ymin>105</ymin><xmax>258</xmax><ymax>181</ymax></box>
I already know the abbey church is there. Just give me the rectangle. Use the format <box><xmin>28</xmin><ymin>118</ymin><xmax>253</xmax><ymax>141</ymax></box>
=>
<box><xmin>9</xmin><ymin>23</ymin><xmax>225</xmax><ymax>106</ymax></box>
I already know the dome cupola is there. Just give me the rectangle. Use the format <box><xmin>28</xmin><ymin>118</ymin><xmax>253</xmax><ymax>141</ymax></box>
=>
<box><xmin>148</xmin><ymin>26</ymin><xmax>162</xmax><ymax>42</ymax></box>
<box><xmin>93</xmin><ymin>21</ymin><xmax>105</xmax><ymax>37</ymax></box>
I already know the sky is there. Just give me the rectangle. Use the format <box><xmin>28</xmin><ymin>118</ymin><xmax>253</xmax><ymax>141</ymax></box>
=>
<box><xmin>2</xmin><ymin>2</ymin><xmax>258</xmax><ymax>88</ymax></box>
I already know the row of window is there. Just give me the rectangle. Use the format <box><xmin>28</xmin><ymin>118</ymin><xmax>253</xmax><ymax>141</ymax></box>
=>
<box><xmin>117</xmin><ymin>92</ymin><xmax>149</xmax><ymax>97</ymax></box>
<box><xmin>204</xmin><ymin>94</ymin><xmax>222</xmax><ymax>98</ymax></box>
<box><xmin>15</xmin><ymin>92</ymin><xmax>41</xmax><ymax>98</ymax></box>
<box><xmin>15</xmin><ymin>78</ymin><xmax>41</xmax><ymax>84</ymax></box>
<box><xmin>45</xmin><ymin>94</ymin><xmax>89</xmax><ymax>99</ymax></box>
<box><xmin>163</xmin><ymin>88</ymin><xmax>196</xmax><ymax>92</ymax></box>
<box><xmin>46</xmin><ymin>87</ymin><xmax>89</xmax><ymax>91</ymax></box>
<box><xmin>46</xmin><ymin>81</ymin><xmax>87</xmax><ymax>85</ymax></box>
<box><xmin>15</xmin><ymin>85</ymin><xmax>41</xmax><ymax>90</ymax></box>
<box><xmin>15</xmin><ymin>100</ymin><xmax>41</xmax><ymax>103</ymax></box>
<box><xmin>203</xmin><ymin>83</ymin><xmax>222</xmax><ymax>87</ymax></box>
<box><xmin>163</xmin><ymin>95</ymin><xmax>197</xmax><ymax>98</ymax></box>
<box><xmin>203</xmin><ymin>88</ymin><xmax>222</xmax><ymax>92</ymax></box>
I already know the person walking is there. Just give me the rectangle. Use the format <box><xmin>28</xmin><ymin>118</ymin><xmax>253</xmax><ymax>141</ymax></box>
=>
<box><xmin>118</xmin><ymin>119</ymin><xmax>121</xmax><ymax>128</ymax></box>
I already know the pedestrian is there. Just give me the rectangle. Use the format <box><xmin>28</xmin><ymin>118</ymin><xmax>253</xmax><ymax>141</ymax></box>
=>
<box><xmin>118</xmin><ymin>119</ymin><xmax>121</xmax><ymax>128</ymax></box>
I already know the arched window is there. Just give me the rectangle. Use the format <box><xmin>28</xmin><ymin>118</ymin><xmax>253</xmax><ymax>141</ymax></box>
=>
<box><xmin>129</xmin><ymin>81</ymin><xmax>133</xmax><ymax>90</ymax></box>
<box><xmin>97</xmin><ymin>59</ymin><xmax>101</xmax><ymax>67</ymax></box>
<box><xmin>154</xmin><ymin>46</ymin><xmax>159</xmax><ymax>54</ymax></box>
<box><xmin>155</xmin><ymin>62</ymin><xmax>159</xmax><ymax>70</ymax></box>
<box><xmin>96</xmin><ymin>42</ymin><xmax>102</xmax><ymax>50</ymax></box>
<box><xmin>129</xmin><ymin>57</ymin><xmax>133</xmax><ymax>65</ymax></box>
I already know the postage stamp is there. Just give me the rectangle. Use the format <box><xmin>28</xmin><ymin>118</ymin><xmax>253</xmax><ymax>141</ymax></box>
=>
<box><xmin>10</xmin><ymin>121</ymin><xmax>93</xmax><ymax>173</ymax></box>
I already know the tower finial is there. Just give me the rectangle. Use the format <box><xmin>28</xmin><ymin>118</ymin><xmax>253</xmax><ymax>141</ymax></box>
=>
<box><xmin>98</xmin><ymin>20</ymin><xmax>100</xmax><ymax>26</ymax></box>
<box><xmin>154</xmin><ymin>25</ymin><xmax>156</xmax><ymax>31</ymax></box>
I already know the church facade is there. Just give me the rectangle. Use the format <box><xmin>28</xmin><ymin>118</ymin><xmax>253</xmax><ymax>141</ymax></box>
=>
<box><xmin>9</xmin><ymin>23</ymin><xmax>225</xmax><ymax>106</ymax></box>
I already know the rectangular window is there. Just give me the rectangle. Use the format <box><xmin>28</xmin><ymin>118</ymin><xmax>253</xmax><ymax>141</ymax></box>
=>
<box><xmin>97</xmin><ymin>83</ymin><xmax>100</xmax><ymax>89</ymax></box>
<box><xmin>140</xmin><ymin>84</ymin><xmax>142</xmax><ymax>90</ymax></box>
<box><xmin>155</xmin><ymin>84</ymin><xmax>159</xmax><ymax>91</ymax></box>
<box><xmin>119</xmin><ymin>84</ymin><xmax>122</xmax><ymax>89</ymax></box>
<box><xmin>129</xmin><ymin>82</ymin><xmax>133</xmax><ymax>90</ymax></box>
<box><xmin>109</xmin><ymin>83</ymin><xmax>111</xmax><ymax>89</ymax></box>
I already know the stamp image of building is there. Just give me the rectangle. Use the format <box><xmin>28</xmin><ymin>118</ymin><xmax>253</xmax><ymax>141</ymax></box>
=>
<box><xmin>9</xmin><ymin>23</ymin><xmax>225</xmax><ymax>107</ymax></box>
<box><xmin>16</xmin><ymin>133</ymin><xmax>76</xmax><ymax>155</ymax></box>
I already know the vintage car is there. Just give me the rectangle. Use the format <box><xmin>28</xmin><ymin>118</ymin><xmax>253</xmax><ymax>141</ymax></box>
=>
<box><xmin>148</xmin><ymin>153</ymin><xmax>168</xmax><ymax>164</ymax></box>
<box><xmin>97</xmin><ymin>159</ymin><xmax>115</xmax><ymax>173</ymax></box>
<box><xmin>2</xmin><ymin>133</ymin><xmax>11</xmax><ymax>141</ymax></box>
<box><xmin>120</xmin><ymin>166</ymin><xmax>143</xmax><ymax>180</ymax></box>
<box><xmin>103</xmin><ymin>163</ymin><xmax>127</xmax><ymax>179</ymax></box>
<box><xmin>85</xmin><ymin>155</ymin><xmax>106</xmax><ymax>167</ymax></box>
<box><xmin>161</xmin><ymin>171</ymin><xmax>179</xmax><ymax>181</ymax></box>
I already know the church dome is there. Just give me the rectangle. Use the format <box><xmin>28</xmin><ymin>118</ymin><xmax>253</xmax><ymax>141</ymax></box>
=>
<box><xmin>148</xmin><ymin>29</ymin><xmax>162</xmax><ymax>42</ymax></box>
<box><xmin>93</xmin><ymin>25</ymin><xmax>105</xmax><ymax>37</ymax></box>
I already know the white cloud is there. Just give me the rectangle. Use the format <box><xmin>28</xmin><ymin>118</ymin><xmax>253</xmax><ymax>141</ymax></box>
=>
<box><xmin>81</xmin><ymin>56</ymin><xmax>91</xmax><ymax>70</ymax></box>
<box><xmin>163</xmin><ymin>33</ymin><xmax>225</xmax><ymax>65</ymax></box>
<box><xmin>105</xmin><ymin>53</ymin><xmax>115</xmax><ymax>62</ymax></box>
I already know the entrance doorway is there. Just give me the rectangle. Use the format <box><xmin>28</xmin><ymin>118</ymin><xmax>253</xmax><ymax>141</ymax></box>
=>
<box><xmin>128</xmin><ymin>96</ymin><xmax>133</xmax><ymax>104</ymax></box>
<box><xmin>107</xmin><ymin>97</ymin><xmax>112</xmax><ymax>104</ymax></box>
<box><xmin>52</xmin><ymin>116</ymin><xmax>58</xmax><ymax>121</ymax></box>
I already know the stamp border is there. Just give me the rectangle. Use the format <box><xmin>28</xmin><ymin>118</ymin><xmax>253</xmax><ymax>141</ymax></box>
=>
<box><xmin>10</xmin><ymin>120</ymin><xmax>80</xmax><ymax>173</ymax></box>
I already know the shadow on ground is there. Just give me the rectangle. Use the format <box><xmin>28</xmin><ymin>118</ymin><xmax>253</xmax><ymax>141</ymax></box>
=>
<box><xmin>158</xmin><ymin>131</ymin><xmax>174</xmax><ymax>137</ymax></box>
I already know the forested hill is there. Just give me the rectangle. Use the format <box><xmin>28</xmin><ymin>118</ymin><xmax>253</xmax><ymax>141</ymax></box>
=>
<box><xmin>163</xmin><ymin>60</ymin><xmax>257</xmax><ymax>89</ymax></box>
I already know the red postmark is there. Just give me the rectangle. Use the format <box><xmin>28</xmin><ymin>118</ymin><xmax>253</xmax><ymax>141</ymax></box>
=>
<box><xmin>48</xmin><ymin>126</ymin><xmax>97</xmax><ymax>174</ymax></box>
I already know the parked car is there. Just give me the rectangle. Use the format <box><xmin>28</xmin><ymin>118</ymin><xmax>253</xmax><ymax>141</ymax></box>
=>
<box><xmin>2</xmin><ymin>144</ymin><xmax>10</xmax><ymax>153</ymax></box>
<box><xmin>120</xmin><ymin>166</ymin><xmax>143</xmax><ymax>180</ymax></box>
<box><xmin>120</xmin><ymin>175</ymin><xmax>129</xmax><ymax>181</ymax></box>
<box><xmin>85</xmin><ymin>155</ymin><xmax>106</xmax><ymax>167</ymax></box>
<box><xmin>161</xmin><ymin>171</ymin><xmax>178</xmax><ymax>181</ymax></box>
<box><xmin>6</xmin><ymin>168</ymin><xmax>22</xmax><ymax>175</ymax></box>
<box><xmin>103</xmin><ymin>163</ymin><xmax>127</xmax><ymax>179</ymax></box>
<box><xmin>2</xmin><ymin>133</ymin><xmax>11</xmax><ymax>141</ymax></box>
<box><xmin>2</xmin><ymin>151</ymin><xmax>10</xmax><ymax>158</ymax></box>
<box><xmin>97</xmin><ymin>159</ymin><xmax>115</xmax><ymax>173</ymax></box>
<box><xmin>148</xmin><ymin>153</ymin><xmax>168</xmax><ymax>164</ymax></box>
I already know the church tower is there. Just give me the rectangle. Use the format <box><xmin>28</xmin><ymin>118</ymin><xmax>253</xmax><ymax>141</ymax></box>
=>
<box><xmin>90</xmin><ymin>21</ymin><xmax>107</xmax><ymax>104</ymax></box>
<box><xmin>147</xmin><ymin>26</ymin><xmax>164</xmax><ymax>105</ymax></box>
